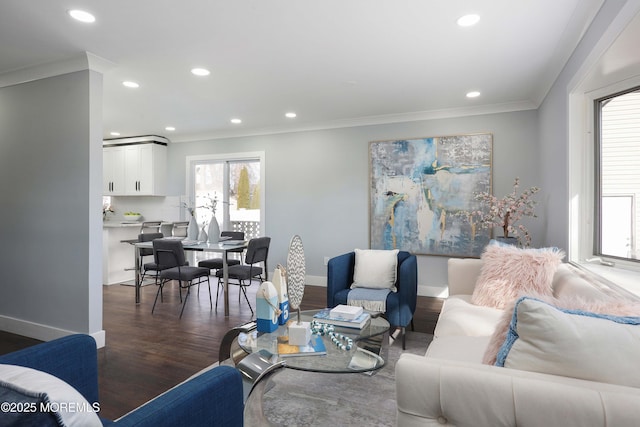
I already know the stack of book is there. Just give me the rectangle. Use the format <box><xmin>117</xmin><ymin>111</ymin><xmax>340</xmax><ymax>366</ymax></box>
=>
<box><xmin>330</xmin><ymin>304</ymin><xmax>363</xmax><ymax>319</ymax></box>
<box><xmin>313</xmin><ymin>305</ymin><xmax>371</xmax><ymax>329</ymax></box>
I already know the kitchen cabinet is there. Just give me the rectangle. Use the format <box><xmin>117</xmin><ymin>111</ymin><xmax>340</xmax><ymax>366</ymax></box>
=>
<box><xmin>103</xmin><ymin>137</ymin><xmax>167</xmax><ymax>196</ymax></box>
<box><xmin>103</xmin><ymin>145</ymin><xmax>125</xmax><ymax>194</ymax></box>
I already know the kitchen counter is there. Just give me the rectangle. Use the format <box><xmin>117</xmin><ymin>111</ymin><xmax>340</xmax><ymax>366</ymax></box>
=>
<box><xmin>102</xmin><ymin>220</ymin><xmax>175</xmax><ymax>285</ymax></box>
<box><xmin>102</xmin><ymin>220</ymin><xmax>173</xmax><ymax>228</ymax></box>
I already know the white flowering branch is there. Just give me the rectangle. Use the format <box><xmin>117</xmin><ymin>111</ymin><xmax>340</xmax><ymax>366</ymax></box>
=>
<box><xmin>180</xmin><ymin>201</ymin><xmax>195</xmax><ymax>217</ymax></box>
<box><xmin>474</xmin><ymin>177</ymin><xmax>539</xmax><ymax>246</ymax></box>
<box><xmin>198</xmin><ymin>193</ymin><xmax>218</xmax><ymax>215</ymax></box>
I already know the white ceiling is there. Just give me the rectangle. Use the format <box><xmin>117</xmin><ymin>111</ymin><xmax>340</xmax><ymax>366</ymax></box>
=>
<box><xmin>0</xmin><ymin>0</ymin><xmax>605</xmax><ymax>142</ymax></box>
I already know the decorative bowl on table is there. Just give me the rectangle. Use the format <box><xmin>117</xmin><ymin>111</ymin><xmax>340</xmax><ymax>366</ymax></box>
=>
<box><xmin>123</xmin><ymin>214</ymin><xmax>141</xmax><ymax>221</ymax></box>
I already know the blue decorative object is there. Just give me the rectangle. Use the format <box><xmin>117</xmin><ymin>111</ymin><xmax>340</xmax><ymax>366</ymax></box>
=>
<box><xmin>272</xmin><ymin>265</ymin><xmax>290</xmax><ymax>325</ymax></box>
<box><xmin>256</xmin><ymin>282</ymin><xmax>279</xmax><ymax>333</ymax></box>
<box><xmin>329</xmin><ymin>331</ymin><xmax>353</xmax><ymax>351</ymax></box>
<box><xmin>310</xmin><ymin>321</ymin><xmax>353</xmax><ymax>351</ymax></box>
<box><xmin>311</xmin><ymin>320</ymin><xmax>335</xmax><ymax>335</ymax></box>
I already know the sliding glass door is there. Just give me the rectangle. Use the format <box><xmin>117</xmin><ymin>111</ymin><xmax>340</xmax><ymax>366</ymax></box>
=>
<box><xmin>187</xmin><ymin>152</ymin><xmax>264</xmax><ymax>241</ymax></box>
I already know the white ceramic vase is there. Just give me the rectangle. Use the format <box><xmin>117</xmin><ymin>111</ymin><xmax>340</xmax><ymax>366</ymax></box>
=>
<box><xmin>187</xmin><ymin>216</ymin><xmax>199</xmax><ymax>240</ymax></box>
<box><xmin>207</xmin><ymin>215</ymin><xmax>220</xmax><ymax>243</ymax></box>
<box><xmin>198</xmin><ymin>225</ymin><xmax>208</xmax><ymax>242</ymax></box>
<box><xmin>495</xmin><ymin>236</ymin><xmax>518</xmax><ymax>246</ymax></box>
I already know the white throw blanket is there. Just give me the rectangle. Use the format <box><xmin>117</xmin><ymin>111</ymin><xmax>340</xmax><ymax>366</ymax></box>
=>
<box><xmin>347</xmin><ymin>288</ymin><xmax>391</xmax><ymax>313</ymax></box>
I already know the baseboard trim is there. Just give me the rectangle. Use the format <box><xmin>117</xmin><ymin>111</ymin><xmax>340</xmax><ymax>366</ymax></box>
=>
<box><xmin>305</xmin><ymin>275</ymin><xmax>326</xmax><ymax>287</ymax></box>
<box><xmin>419</xmin><ymin>285</ymin><xmax>449</xmax><ymax>298</ymax></box>
<box><xmin>0</xmin><ymin>315</ymin><xmax>106</xmax><ymax>348</ymax></box>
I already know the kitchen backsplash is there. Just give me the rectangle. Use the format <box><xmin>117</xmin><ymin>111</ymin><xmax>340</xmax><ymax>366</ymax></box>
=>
<box><xmin>104</xmin><ymin>196</ymin><xmax>184</xmax><ymax>222</ymax></box>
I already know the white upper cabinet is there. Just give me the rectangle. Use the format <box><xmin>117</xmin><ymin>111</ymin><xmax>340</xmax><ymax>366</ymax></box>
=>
<box><xmin>103</xmin><ymin>136</ymin><xmax>167</xmax><ymax>196</ymax></box>
<box><xmin>103</xmin><ymin>145</ymin><xmax>125</xmax><ymax>194</ymax></box>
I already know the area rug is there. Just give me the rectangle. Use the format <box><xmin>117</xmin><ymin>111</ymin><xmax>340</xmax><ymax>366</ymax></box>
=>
<box><xmin>261</xmin><ymin>330</ymin><xmax>432</xmax><ymax>427</ymax></box>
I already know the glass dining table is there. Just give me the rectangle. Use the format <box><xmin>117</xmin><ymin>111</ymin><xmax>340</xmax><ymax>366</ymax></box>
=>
<box><xmin>133</xmin><ymin>238</ymin><xmax>248</xmax><ymax>316</ymax></box>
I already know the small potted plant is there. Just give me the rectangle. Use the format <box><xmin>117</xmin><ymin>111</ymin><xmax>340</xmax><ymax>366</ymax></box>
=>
<box><xmin>474</xmin><ymin>177</ymin><xmax>539</xmax><ymax>246</ymax></box>
<box><xmin>103</xmin><ymin>204</ymin><xmax>114</xmax><ymax>220</ymax></box>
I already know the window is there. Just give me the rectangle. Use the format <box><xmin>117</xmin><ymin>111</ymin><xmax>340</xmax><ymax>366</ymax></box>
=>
<box><xmin>186</xmin><ymin>152</ymin><xmax>265</xmax><ymax>243</ymax></box>
<box><xmin>595</xmin><ymin>87</ymin><xmax>640</xmax><ymax>261</ymax></box>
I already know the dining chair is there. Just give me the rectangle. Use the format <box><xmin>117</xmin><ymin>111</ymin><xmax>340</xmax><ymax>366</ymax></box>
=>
<box><xmin>171</xmin><ymin>221</ymin><xmax>189</xmax><ymax>238</ymax></box>
<box><xmin>151</xmin><ymin>239</ymin><xmax>212</xmax><ymax>318</ymax></box>
<box><xmin>138</xmin><ymin>232</ymin><xmax>166</xmax><ymax>284</ymax></box>
<box><xmin>198</xmin><ymin>231</ymin><xmax>245</xmax><ymax>271</ymax></box>
<box><xmin>140</xmin><ymin>221</ymin><xmax>162</xmax><ymax>234</ymax></box>
<box><xmin>214</xmin><ymin>236</ymin><xmax>270</xmax><ymax>315</ymax></box>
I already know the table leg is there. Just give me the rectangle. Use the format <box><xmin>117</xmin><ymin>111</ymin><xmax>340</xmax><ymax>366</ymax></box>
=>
<box><xmin>223</xmin><ymin>251</ymin><xmax>230</xmax><ymax>316</ymax></box>
<box><xmin>134</xmin><ymin>245</ymin><xmax>141</xmax><ymax>304</ymax></box>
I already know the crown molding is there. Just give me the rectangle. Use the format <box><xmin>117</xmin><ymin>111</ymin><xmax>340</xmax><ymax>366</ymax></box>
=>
<box><xmin>170</xmin><ymin>100</ymin><xmax>537</xmax><ymax>143</ymax></box>
<box><xmin>0</xmin><ymin>52</ymin><xmax>114</xmax><ymax>88</ymax></box>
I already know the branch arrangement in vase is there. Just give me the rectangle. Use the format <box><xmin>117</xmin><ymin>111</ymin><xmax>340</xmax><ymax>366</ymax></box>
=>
<box><xmin>474</xmin><ymin>177</ymin><xmax>539</xmax><ymax>246</ymax></box>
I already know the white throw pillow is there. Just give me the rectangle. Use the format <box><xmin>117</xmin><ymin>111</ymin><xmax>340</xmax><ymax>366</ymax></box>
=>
<box><xmin>0</xmin><ymin>364</ymin><xmax>102</xmax><ymax>427</ymax></box>
<box><xmin>351</xmin><ymin>249</ymin><xmax>399</xmax><ymax>291</ymax></box>
<box><xmin>496</xmin><ymin>297</ymin><xmax>640</xmax><ymax>388</ymax></box>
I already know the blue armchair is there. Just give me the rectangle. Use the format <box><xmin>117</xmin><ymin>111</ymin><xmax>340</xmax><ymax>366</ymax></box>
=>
<box><xmin>0</xmin><ymin>334</ymin><xmax>243</xmax><ymax>427</ymax></box>
<box><xmin>327</xmin><ymin>250</ymin><xmax>418</xmax><ymax>349</ymax></box>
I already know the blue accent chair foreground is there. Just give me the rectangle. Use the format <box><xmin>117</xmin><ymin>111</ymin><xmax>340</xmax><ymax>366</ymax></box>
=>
<box><xmin>0</xmin><ymin>334</ymin><xmax>243</xmax><ymax>427</ymax></box>
<box><xmin>327</xmin><ymin>251</ymin><xmax>418</xmax><ymax>349</ymax></box>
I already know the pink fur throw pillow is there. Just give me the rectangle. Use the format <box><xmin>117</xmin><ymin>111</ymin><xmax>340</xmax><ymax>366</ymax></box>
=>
<box><xmin>471</xmin><ymin>244</ymin><xmax>565</xmax><ymax>310</ymax></box>
<box><xmin>482</xmin><ymin>293</ymin><xmax>640</xmax><ymax>365</ymax></box>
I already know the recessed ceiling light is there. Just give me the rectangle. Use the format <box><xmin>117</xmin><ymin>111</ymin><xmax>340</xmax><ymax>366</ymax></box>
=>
<box><xmin>466</xmin><ymin>91</ymin><xmax>481</xmax><ymax>98</ymax></box>
<box><xmin>457</xmin><ymin>14</ymin><xmax>480</xmax><ymax>27</ymax></box>
<box><xmin>191</xmin><ymin>68</ymin><xmax>210</xmax><ymax>76</ymax></box>
<box><xmin>285</xmin><ymin>112</ymin><xmax>297</xmax><ymax>118</ymax></box>
<box><xmin>122</xmin><ymin>81</ymin><xmax>139</xmax><ymax>88</ymax></box>
<box><xmin>165</xmin><ymin>126</ymin><xmax>176</xmax><ymax>131</ymax></box>
<box><xmin>230</xmin><ymin>118</ymin><xmax>242</xmax><ymax>124</ymax></box>
<box><xmin>68</xmin><ymin>9</ymin><xmax>96</xmax><ymax>23</ymax></box>
<box><xmin>110</xmin><ymin>132</ymin><xmax>121</xmax><ymax>136</ymax></box>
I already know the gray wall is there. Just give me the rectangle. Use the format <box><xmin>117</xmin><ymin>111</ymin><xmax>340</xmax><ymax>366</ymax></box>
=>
<box><xmin>0</xmin><ymin>70</ymin><xmax>103</xmax><ymax>341</ymax></box>
<box><xmin>168</xmin><ymin>109</ymin><xmax>540</xmax><ymax>292</ymax></box>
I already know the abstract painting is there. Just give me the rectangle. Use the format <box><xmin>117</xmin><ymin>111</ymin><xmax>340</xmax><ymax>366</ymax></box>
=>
<box><xmin>369</xmin><ymin>134</ymin><xmax>492</xmax><ymax>257</ymax></box>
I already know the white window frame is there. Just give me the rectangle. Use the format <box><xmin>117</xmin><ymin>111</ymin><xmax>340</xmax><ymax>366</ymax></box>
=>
<box><xmin>185</xmin><ymin>151</ymin><xmax>266</xmax><ymax>235</ymax></box>
<box><xmin>568</xmin><ymin>76</ymin><xmax>640</xmax><ymax>298</ymax></box>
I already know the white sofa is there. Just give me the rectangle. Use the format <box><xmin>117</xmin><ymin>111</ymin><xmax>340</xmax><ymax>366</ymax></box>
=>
<box><xmin>396</xmin><ymin>258</ymin><xmax>640</xmax><ymax>427</ymax></box>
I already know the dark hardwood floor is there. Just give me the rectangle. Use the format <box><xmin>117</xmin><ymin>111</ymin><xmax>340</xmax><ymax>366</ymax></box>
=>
<box><xmin>0</xmin><ymin>280</ymin><xmax>443</xmax><ymax>420</ymax></box>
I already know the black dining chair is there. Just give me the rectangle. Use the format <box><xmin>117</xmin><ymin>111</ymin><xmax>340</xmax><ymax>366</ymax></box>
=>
<box><xmin>138</xmin><ymin>232</ymin><xmax>165</xmax><ymax>284</ymax></box>
<box><xmin>151</xmin><ymin>239</ymin><xmax>212</xmax><ymax>318</ymax></box>
<box><xmin>171</xmin><ymin>221</ymin><xmax>189</xmax><ymax>238</ymax></box>
<box><xmin>198</xmin><ymin>231</ymin><xmax>245</xmax><ymax>271</ymax></box>
<box><xmin>214</xmin><ymin>236</ymin><xmax>270</xmax><ymax>315</ymax></box>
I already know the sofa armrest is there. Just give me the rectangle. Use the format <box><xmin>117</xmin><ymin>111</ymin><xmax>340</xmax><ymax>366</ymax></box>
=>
<box><xmin>0</xmin><ymin>334</ymin><xmax>98</xmax><ymax>404</ymax></box>
<box><xmin>327</xmin><ymin>252</ymin><xmax>355</xmax><ymax>307</ymax></box>
<box><xmin>447</xmin><ymin>258</ymin><xmax>483</xmax><ymax>296</ymax></box>
<box><xmin>114</xmin><ymin>365</ymin><xmax>243</xmax><ymax>427</ymax></box>
<box><xmin>396</xmin><ymin>253</ymin><xmax>418</xmax><ymax>319</ymax></box>
<box><xmin>396</xmin><ymin>354</ymin><xmax>640</xmax><ymax>427</ymax></box>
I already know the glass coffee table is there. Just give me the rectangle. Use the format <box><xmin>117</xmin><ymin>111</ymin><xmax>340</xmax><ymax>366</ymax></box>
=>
<box><xmin>219</xmin><ymin>309</ymin><xmax>391</xmax><ymax>426</ymax></box>
<box><xmin>238</xmin><ymin>309</ymin><xmax>390</xmax><ymax>373</ymax></box>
